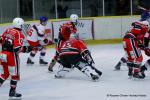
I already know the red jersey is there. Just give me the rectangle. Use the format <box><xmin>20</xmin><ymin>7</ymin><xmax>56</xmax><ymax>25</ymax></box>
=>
<box><xmin>0</xmin><ymin>28</ymin><xmax>25</xmax><ymax>80</ymax></box>
<box><xmin>130</xmin><ymin>21</ymin><xmax>149</xmax><ymax>45</ymax></box>
<box><xmin>55</xmin><ymin>40</ymin><xmax>66</xmax><ymax>55</ymax></box>
<box><xmin>1</xmin><ymin>28</ymin><xmax>25</xmax><ymax>52</ymax></box>
<box><xmin>59</xmin><ymin>38</ymin><xmax>87</xmax><ymax>56</ymax></box>
<box><xmin>123</xmin><ymin>32</ymin><xmax>143</xmax><ymax>64</ymax></box>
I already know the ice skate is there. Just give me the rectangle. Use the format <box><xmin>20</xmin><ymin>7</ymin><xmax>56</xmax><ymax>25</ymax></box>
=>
<box><xmin>131</xmin><ymin>67</ymin><xmax>145</xmax><ymax>79</ymax></box>
<box><xmin>91</xmin><ymin>66</ymin><xmax>102</xmax><ymax>76</ymax></box>
<box><xmin>48</xmin><ymin>59</ymin><xmax>56</xmax><ymax>72</ymax></box>
<box><xmin>140</xmin><ymin>65</ymin><xmax>147</xmax><ymax>79</ymax></box>
<box><xmin>54</xmin><ymin>74</ymin><xmax>63</xmax><ymax>79</ymax></box>
<box><xmin>9</xmin><ymin>89</ymin><xmax>22</xmax><ymax>100</ymax></box>
<box><xmin>128</xmin><ymin>67</ymin><xmax>133</xmax><ymax>79</ymax></box>
<box><xmin>114</xmin><ymin>62</ymin><xmax>121</xmax><ymax>70</ymax></box>
<box><xmin>48</xmin><ymin>66</ymin><xmax>53</xmax><ymax>72</ymax></box>
<box><xmin>27</xmin><ymin>58</ymin><xmax>34</xmax><ymax>65</ymax></box>
<box><xmin>39</xmin><ymin>59</ymin><xmax>48</xmax><ymax>65</ymax></box>
<box><xmin>132</xmin><ymin>72</ymin><xmax>144</xmax><ymax>79</ymax></box>
<box><xmin>90</xmin><ymin>73</ymin><xmax>99</xmax><ymax>81</ymax></box>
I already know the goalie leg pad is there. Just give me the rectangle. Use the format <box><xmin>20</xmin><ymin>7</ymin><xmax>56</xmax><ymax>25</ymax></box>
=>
<box><xmin>55</xmin><ymin>65</ymin><xmax>72</xmax><ymax>78</ymax></box>
<box><xmin>77</xmin><ymin>61</ymin><xmax>99</xmax><ymax>81</ymax></box>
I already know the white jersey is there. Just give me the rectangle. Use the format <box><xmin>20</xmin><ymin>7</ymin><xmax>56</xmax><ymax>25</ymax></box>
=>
<box><xmin>27</xmin><ymin>24</ymin><xmax>46</xmax><ymax>43</ymax></box>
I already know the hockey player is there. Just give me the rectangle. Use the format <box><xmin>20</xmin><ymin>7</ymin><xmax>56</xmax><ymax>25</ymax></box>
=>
<box><xmin>0</xmin><ymin>18</ymin><xmax>32</xmax><ymax>99</ymax></box>
<box><xmin>48</xmin><ymin>14</ymin><xmax>78</xmax><ymax>72</ymax></box>
<box><xmin>115</xmin><ymin>6</ymin><xmax>150</xmax><ymax>70</ymax></box>
<box><xmin>54</xmin><ymin>27</ymin><xmax>102</xmax><ymax>81</ymax></box>
<box><xmin>115</xmin><ymin>21</ymin><xmax>150</xmax><ymax>71</ymax></box>
<box><xmin>121</xmin><ymin>21</ymin><xmax>149</xmax><ymax>79</ymax></box>
<box><xmin>26</xmin><ymin>16</ymin><xmax>50</xmax><ymax>65</ymax></box>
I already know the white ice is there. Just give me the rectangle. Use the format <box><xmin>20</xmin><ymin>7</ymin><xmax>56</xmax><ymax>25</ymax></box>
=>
<box><xmin>0</xmin><ymin>44</ymin><xmax>150</xmax><ymax>100</ymax></box>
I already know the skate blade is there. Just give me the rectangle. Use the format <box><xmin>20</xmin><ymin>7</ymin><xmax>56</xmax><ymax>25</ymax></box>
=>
<box><xmin>54</xmin><ymin>75</ymin><xmax>64</xmax><ymax>79</ymax></box>
<box><xmin>26</xmin><ymin>64</ymin><xmax>34</xmax><ymax>66</ymax></box>
<box><xmin>128</xmin><ymin>76</ymin><xmax>132</xmax><ymax>79</ymax></box>
<box><xmin>48</xmin><ymin>70</ymin><xmax>54</xmax><ymax>73</ymax></box>
<box><xmin>92</xmin><ymin>79</ymin><xmax>100</xmax><ymax>82</ymax></box>
<box><xmin>40</xmin><ymin>64</ymin><xmax>48</xmax><ymax>66</ymax></box>
<box><xmin>114</xmin><ymin>69</ymin><xmax>121</xmax><ymax>71</ymax></box>
<box><xmin>91</xmin><ymin>77</ymin><xmax>100</xmax><ymax>82</ymax></box>
<box><xmin>9</xmin><ymin>97</ymin><xmax>21</xmax><ymax>100</ymax></box>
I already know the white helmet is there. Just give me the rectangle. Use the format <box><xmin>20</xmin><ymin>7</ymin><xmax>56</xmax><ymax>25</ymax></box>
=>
<box><xmin>70</xmin><ymin>14</ymin><xmax>78</xmax><ymax>23</ymax></box>
<box><xmin>13</xmin><ymin>17</ymin><xmax>24</xmax><ymax>29</ymax></box>
<box><xmin>141</xmin><ymin>21</ymin><xmax>149</xmax><ymax>27</ymax></box>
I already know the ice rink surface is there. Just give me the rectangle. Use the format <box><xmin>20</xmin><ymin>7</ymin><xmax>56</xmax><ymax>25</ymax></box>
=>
<box><xmin>0</xmin><ymin>44</ymin><xmax>150</xmax><ymax>100</ymax></box>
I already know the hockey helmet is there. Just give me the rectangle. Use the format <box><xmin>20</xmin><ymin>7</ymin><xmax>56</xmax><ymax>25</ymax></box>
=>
<box><xmin>13</xmin><ymin>17</ymin><xmax>24</xmax><ymax>29</ymax></box>
<box><xmin>39</xmin><ymin>16</ymin><xmax>48</xmax><ymax>26</ymax></box>
<box><xmin>141</xmin><ymin>21</ymin><xmax>149</xmax><ymax>28</ymax></box>
<box><xmin>70</xmin><ymin>14</ymin><xmax>79</xmax><ymax>23</ymax></box>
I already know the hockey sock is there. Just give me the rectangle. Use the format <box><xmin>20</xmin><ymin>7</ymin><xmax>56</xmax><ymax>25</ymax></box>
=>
<box><xmin>10</xmin><ymin>80</ymin><xmax>17</xmax><ymax>91</ymax></box>
<box><xmin>40</xmin><ymin>52</ymin><xmax>46</xmax><ymax>60</ymax></box>
<box><xmin>29</xmin><ymin>52</ymin><xmax>36</xmax><ymax>60</ymax></box>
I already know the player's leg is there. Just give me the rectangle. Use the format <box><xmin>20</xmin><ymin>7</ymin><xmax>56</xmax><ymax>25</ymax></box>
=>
<box><xmin>0</xmin><ymin>63</ymin><xmax>9</xmax><ymax>86</ymax></box>
<box><xmin>39</xmin><ymin>47</ymin><xmax>48</xmax><ymax>65</ymax></box>
<box><xmin>27</xmin><ymin>49</ymin><xmax>37</xmax><ymax>64</ymax></box>
<box><xmin>55</xmin><ymin>64</ymin><xmax>72</xmax><ymax>78</ymax></box>
<box><xmin>76</xmin><ymin>60</ymin><xmax>100</xmax><ymax>81</ymax></box>
<box><xmin>55</xmin><ymin>54</ymin><xmax>80</xmax><ymax>78</ymax></box>
<box><xmin>139</xmin><ymin>59</ymin><xmax>150</xmax><ymax>78</ymax></box>
<box><xmin>9</xmin><ymin>77</ymin><xmax>21</xmax><ymax>99</ymax></box>
<box><xmin>123</xmin><ymin>38</ymin><xmax>144</xmax><ymax>79</ymax></box>
<box><xmin>48</xmin><ymin>56</ymin><xmax>57</xmax><ymax>72</ymax></box>
<box><xmin>114</xmin><ymin>56</ymin><xmax>127</xmax><ymax>70</ymax></box>
<box><xmin>8</xmin><ymin>53</ymin><xmax>22</xmax><ymax>99</ymax></box>
<box><xmin>127</xmin><ymin>62</ymin><xmax>144</xmax><ymax>79</ymax></box>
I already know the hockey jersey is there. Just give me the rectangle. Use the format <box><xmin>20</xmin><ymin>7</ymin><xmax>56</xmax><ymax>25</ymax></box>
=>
<box><xmin>0</xmin><ymin>28</ymin><xmax>25</xmax><ymax>52</ymax></box>
<box><xmin>131</xmin><ymin>21</ymin><xmax>149</xmax><ymax>45</ymax></box>
<box><xmin>27</xmin><ymin>24</ymin><xmax>47</xmax><ymax>46</ymax></box>
<box><xmin>59</xmin><ymin>38</ymin><xmax>87</xmax><ymax>56</ymax></box>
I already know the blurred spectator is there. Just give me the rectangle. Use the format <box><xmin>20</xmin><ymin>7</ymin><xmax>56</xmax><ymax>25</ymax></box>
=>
<box><xmin>89</xmin><ymin>4</ymin><xmax>98</xmax><ymax>17</ymax></box>
<box><xmin>57</xmin><ymin>4</ymin><xmax>68</xmax><ymax>18</ymax></box>
<box><xmin>116</xmin><ymin>0</ymin><xmax>130</xmax><ymax>15</ymax></box>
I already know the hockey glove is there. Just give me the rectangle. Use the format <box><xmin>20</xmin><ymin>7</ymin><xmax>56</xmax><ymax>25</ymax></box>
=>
<box><xmin>53</xmin><ymin>38</ymin><xmax>58</xmax><ymax>43</ymax></box>
<box><xmin>43</xmin><ymin>38</ymin><xmax>49</xmax><ymax>44</ymax></box>
<box><xmin>13</xmin><ymin>46</ymin><xmax>22</xmax><ymax>53</ymax></box>
<box><xmin>145</xmin><ymin>48</ymin><xmax>150</xmax><ymax>56</ymax></box>
<box><xmin>22</xmin><ymin>46</ymin><xmax>33</xmax><ymax>53</ymax></box>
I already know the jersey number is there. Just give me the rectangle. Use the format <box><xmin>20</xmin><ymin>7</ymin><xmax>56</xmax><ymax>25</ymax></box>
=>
<box><xmin>28</xmin><ymin>29</ymin><xmax>33</xmax><ymax>36</ymax></box>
